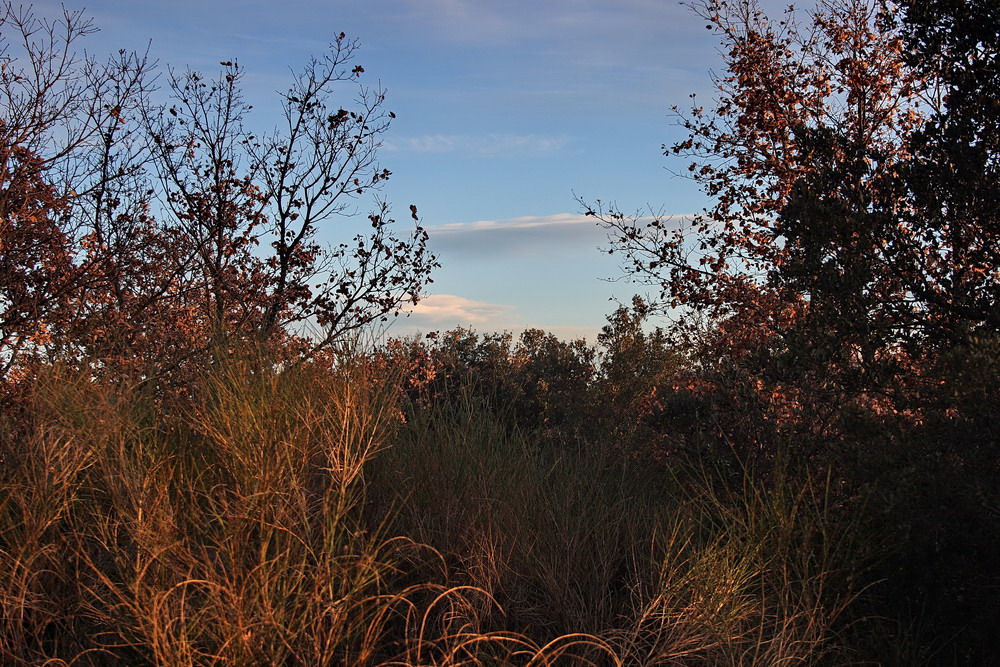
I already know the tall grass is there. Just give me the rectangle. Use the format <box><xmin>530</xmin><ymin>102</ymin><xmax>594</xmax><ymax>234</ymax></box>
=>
<box><xmin>368</xmin><ymin>383</ymin><xmax>873</xmax><ymax>664</ymax></box>
<box><xmin>0</xmin><ymin>356</ymin><xmax>601</xmax><ymax>664</ymax></box>
<box><xmin>0</xmin><ymin>353</ymin><xmax>874</xmax><ymax>664</ymax></box>
<box><xmin>614</xmin><ymin>463</ymin><xmax>867</xmax><ymax>664</ymax></box>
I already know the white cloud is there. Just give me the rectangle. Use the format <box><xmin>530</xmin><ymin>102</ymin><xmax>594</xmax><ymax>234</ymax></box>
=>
<box><xmin>422</xmin><ymin>213</ymin><xmax>601</xmax><ymax>257</ymax></box>
<box><xmin>429</xmin><ymin>212</ymin><xmax>691</xmax><ymax>235</ymax></box>
<box><xmin>393</xmin><ymin>295</ymin><xmax>603</xmax><ymax>341</ymax></box>
<box><xmin>429</xmin><ymin>212</ymin><xmax>591</xmax><ymax>233</ymax></box>
<box><xmin>405</xmin><ymin>293</ymin><xmax>515</xmax><ymax>325</ymax></box>
<box><xmin>383</xmin><ymin>133</ymin><xmax>572</xmax><ymax>156</ymax></box>
<box><xmin>423</xmin><ymin>212</ymin><xmax>693</xmax><ymax>258</ymax></box>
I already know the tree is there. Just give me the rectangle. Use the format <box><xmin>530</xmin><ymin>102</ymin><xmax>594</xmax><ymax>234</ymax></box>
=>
<box><xmin>0</xmin><ymin>4</ymin><xmax>437</xmax><ymax>385</ymax></box>
<box><xmin>0</xmin><ymin>3</ymin><xmax>152</xmax><ymax>378</ymax></box>
<box><xmin>588</xmin><ymin>0</ymin><xmax>998</xmax><ymax>402</ymax></box>
<box><xmin>0</xmin><ymin>143</ymin><xmax>74</xmax><ymax>378</ymax></box>
<box><xmin>383</xmin><ymin>326</ymin><xmax>600</xmax><ymax>449</ymax></box>
<box><xmin>889</xmin><ymin>0</ymin><xmax>1000</xmax><ymax>342</ymax></box>
<box><xmin>596</xmin><ymin>296</ymin><xmax>681</xmax><ymax>415</ymax></box>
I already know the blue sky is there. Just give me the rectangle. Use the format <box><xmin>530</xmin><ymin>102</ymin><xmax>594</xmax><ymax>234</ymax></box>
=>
<box><xmin>39</xmin><ymin>0</ymin><xmax>741</xmax><ymax>340</ymax></box>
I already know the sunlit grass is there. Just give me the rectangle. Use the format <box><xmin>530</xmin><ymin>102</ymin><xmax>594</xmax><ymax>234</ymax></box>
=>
<box><xmin>0</xmin><ymin>352</ymin><xmax>875</xmax><ymax>664</ymax></box>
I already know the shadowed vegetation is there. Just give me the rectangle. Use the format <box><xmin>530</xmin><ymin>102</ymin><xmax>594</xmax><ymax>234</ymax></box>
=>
<box><xmin>2</xmin><ymin>0</ymin><xmax>998</xmax><ymax>663</ymax></box>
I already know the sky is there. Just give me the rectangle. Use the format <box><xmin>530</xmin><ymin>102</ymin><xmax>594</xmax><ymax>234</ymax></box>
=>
<box><xmin>28</xmin><ymin>0</ymin><xmax>746</xmax><ymax>341</ymax></box>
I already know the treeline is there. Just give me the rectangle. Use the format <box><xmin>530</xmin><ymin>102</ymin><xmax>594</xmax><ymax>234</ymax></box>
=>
<box><xmin>377</xmin><ymin>310</ymin><xmax>999</xmax><ymax>662</ymax></box>
<box><xmin>1</xmin><ymin>308</ymin><xmax>996</xmax><ymax>663</ymax></box>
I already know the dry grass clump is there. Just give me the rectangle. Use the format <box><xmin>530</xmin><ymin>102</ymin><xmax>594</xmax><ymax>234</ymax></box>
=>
<box><xmin>368</xmin><ymin>386</ymin><xmax>870</xmax><ymax>665</ymax></box>
<box><xmin>611</xmin><ymin>467</ymin><xmax>863</xmax><ymax>665</ymax></box>
<box><xmin>0</xmin><ymin>356</ymin><xmax>618</xmax><ymax>665</ymax></box>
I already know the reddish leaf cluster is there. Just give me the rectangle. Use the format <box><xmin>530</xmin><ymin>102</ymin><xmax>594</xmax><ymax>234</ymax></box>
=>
<box><xmin>587</xmin><ymin>0</ymin><xmax>998</xmax><ymax>438</ymax></box>
<box><xmin>0</xmin><ymin>4</ymin><xmax>437</xmax><ymax>390</ymax></box>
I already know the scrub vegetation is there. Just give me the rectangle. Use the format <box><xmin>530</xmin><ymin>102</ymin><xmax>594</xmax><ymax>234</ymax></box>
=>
<box><xmin>1</xmin><ymin>0</ymin><xmax>997</xmax><ymax>664</ymax></box>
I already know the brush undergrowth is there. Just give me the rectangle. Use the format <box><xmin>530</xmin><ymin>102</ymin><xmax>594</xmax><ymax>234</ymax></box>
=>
<box><xmin>367</xmin><ymin>381</ymin><xmax>874</xmax><ymax>664</ymax></box>
<box><xmin>0</xmin><ymin>354</ymin><xmax>876</xmax><ymax>665</ymax></box>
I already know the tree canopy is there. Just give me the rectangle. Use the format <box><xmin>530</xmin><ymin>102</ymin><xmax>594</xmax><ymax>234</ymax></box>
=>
<box><xmin>588</xmin><ymin>0</ymin><xmax>998</xmax><ymax>402</ymax></box>
<box><xmin>0</xmin><ymin>3</ymin><xmax>437</xmax><ymax>387</ymax></box>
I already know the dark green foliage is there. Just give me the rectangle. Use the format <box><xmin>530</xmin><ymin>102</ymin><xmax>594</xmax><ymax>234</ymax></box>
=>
<box><xmin>891</xmin><ymin>0</ymin><xmax>1000</xmax><ymax>343</ymax></box>
<box><xmin>389</xmin><ymin>327</ymin><xmax>598</xmax><ymax>450</ymax></box>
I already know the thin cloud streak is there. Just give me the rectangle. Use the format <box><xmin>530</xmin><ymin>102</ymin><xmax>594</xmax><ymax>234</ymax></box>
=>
<box><xmin>429</xmin><ymin>212</ymin><xmax>691</xmax><ymax>234</ymax></box>
<box><xmin>429</xmin><ymin>213</ymin><xmax>594</xmax><ymax>233</ymax></box>
<box><xmin>395</xmin><ymin>293</ymin><xmax>602</xmax><ymax>341</ymax></box>
<box><xmin>425</xmin><ymin>213</ymin><xmax>603</xmax><ymax>257</ymax></box>
<box><xmin>424</xmin><ymin>212</ymin><xmax>693</xmax><ymax>257</ymax></box>
<box><xmin>394</xmin><ymin>0</ymin><xmax>688</xmax><ymax>46</ymax></box>
<box><xmin>406</xmin><ymin>294</ymin><xmax>515</xmax><ymax>325</ymax></box>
